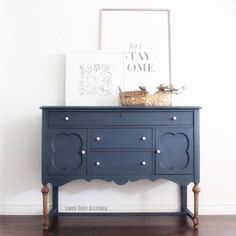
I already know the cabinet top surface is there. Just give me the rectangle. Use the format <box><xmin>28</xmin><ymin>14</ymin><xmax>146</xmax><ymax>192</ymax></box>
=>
<box><xmin>40</xmin><ymin>106</ymin><xmax>201</xmax><ymax>110</ymax></box>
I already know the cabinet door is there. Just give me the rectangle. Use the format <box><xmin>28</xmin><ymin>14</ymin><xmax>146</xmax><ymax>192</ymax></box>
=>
<box><xmin>155</xmin><ymin>127</ymin><xmax>193</xmax><ymax>174</ymax></box>
<box><xmin>47</xmin><ymin>129</ymin><xmax>86</xmax><ymax>175</ymax></box>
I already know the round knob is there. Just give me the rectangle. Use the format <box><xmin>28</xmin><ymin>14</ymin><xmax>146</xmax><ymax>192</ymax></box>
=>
<box><xmin>95</xmin><ymin>162</ymin><xmax>101</xmax><ymax>166</ymax></box>
<box><xmin>96</xmin><ymin>137</ymin><xmax>101</xmax><ymax>141</ymax></box>
<box><xmin>172</xmin><ymin>116</ymin><xmax>177</xmax><ymax>121</ymax></box>
<box><xmin>141</xmin><ymin>136</ymin><xmax>146</xmax><ymax>141</ymax></box>
<box><xmin>64</xmin><ymin>116</ymin><xmax>69</xmax><ymax>121</ymax></box>
<box><xmin>81</xmin><ymin>150</ymin><xmax>86</xmax><ymax>155</ymax></box>
<box><xmin>141</xmin><ymin>161</ymin><xmax>146</xmax><ymax>166</ymax></box>
<box><xmin>156</xmin><ymin>149</ymin><xmax>161</xmax><ymax>154</ymax></box>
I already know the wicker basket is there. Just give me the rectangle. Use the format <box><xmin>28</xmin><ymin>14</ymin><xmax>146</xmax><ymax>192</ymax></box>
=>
<box><xmin>119</xmin><ymin>87</ymin><xmax>171</xmax><ymax>106</ymax></box>
<box><xmin>119</xmin><ymin>87</ymin><xmax>148</xmax><ymax>106</ymax></box>
<box><xmin>146</xmin><ymin>91</ymin><xmax>171</xmax><ymax>106</ymax></box>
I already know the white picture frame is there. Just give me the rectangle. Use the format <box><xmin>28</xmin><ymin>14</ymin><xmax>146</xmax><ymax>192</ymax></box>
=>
<box><xmin>99</xmin><ymin>9</ymin><xmax>171</xmax><ymax>93</ymax></box>
<box><xmin>66</xmin><ymin>52</ymin><xmax>125</xmax><ymax>106</ymax></box>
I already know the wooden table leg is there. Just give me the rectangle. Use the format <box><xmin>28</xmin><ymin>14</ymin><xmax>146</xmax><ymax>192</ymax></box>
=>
<box><xmin>41</xmin><ymin>185</ymin><xmax>49</xmax><ymax>230</ymax></box>
<box><xmin>192</xmin><ymin>184</ymin><xmax>200</xmax><ymax>230</ymax></box>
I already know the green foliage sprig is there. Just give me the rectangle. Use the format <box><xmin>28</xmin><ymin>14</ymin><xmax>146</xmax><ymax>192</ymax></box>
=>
<box><xmin>156</xmin><ymin>84</ymin><xmax>185</xmax><ymax>94</ymax></box>
<box><xmin>139</xmin><ymin>84</ymin><xmax>185</xmax><ymax>94</ymax></box>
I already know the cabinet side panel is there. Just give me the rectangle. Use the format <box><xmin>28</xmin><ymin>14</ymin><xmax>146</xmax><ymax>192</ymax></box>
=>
<box><xmin>193</xmin><ymin>110</ymin><xmax>200</xmax><ymax>184</ymax></box>
<box><xmin>41</xmin><ymin>109</ymin><xmax>48</xmax><ymax>185</ymax></box>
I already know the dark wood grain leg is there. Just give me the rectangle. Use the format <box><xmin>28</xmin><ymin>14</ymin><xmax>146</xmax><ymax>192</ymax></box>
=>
<box><xmin>192</xmin><ymin>184</ymin><xmax>200</xmax><ymax>230</ymax></box>
<box><xmin>41</xmin><ymin>185</ymin><xmax>49</xmax><ymax>230</ymax></box>
<box><xmin>181</xmin><ymin>185</ymin><xmax>187</xmax><ymax>213</ymax></box>
<box><xmin>53</xmin><ymin>186</ymin><xmax>58</xmax><ymax>214</ymax></box>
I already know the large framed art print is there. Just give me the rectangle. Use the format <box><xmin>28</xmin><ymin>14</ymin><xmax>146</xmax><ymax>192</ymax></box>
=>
<box><xmin>99</xmin><ymin>9</ymin><xmax>171</xmax><ymax>92</ymax></box>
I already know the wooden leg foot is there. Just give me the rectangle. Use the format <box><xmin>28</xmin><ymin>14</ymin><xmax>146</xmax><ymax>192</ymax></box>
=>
<box><xmin>41</xmin><ymin>185</ymin><xmax>49</xmax><ymax>230</ymax></box>
<box><xmin>42</xmin><ymin>219</ymin><xmax>49</xmax><ymax>230</ymax></box>
<box><xmin>192</xmin><ymin>184</ymin><xmax>200</xmax><ymax>230</ymax></box>
<box><xmin>193</xmin><ymin>222</ymin><xmax>198</xmax><ymax>230</ymax></box>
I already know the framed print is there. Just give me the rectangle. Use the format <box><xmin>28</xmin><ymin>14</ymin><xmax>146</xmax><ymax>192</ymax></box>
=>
<box><xmin>66</xmin><ymin>52</ymin><xmax>125</xmax><ymax>106</ymax></box>
<box><xmin>99</xmin><ymin>9</ymin><xmax>171</xmax><ymax>93</ymax></box>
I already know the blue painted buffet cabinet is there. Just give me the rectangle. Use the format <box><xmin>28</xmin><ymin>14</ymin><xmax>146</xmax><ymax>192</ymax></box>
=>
<box><xmin>40</xmin><ymin>106</ymin><xmax>201</xmax><ymax>230</ymax></box>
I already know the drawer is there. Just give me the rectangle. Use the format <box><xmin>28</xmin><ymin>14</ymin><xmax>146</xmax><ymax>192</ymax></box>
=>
<box><xmin>89</xmin><ymin>151</ymin><xmax>153</xmax><ymax>175</ymax></box>
<box><xmin>48</xmin><ymin>111</ymin><xmax>193</xmax><ymax>126</ymax></box>
<box><xmin>89</xmin><ymin>128</ymin><xmax>152</xmax><ymax>149</ymax></box>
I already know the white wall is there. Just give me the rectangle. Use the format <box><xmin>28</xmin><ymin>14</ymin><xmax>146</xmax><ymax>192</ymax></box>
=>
<box><xmin>0</xmin><ymin>0</ymin><xmax>236</xmax><ymax>215</ymax></box>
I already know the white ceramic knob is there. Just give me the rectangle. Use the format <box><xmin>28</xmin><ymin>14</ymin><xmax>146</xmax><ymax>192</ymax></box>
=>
<box><xmin>81</xmin><ymin>150</ymin><xmax>86</xmax><ymax>155</ymax></box>
<box><xmin>95</xmin><ymin>162</ymin><xmax>101</xmax><ymax>166</ymax></box>
<box><xmin>141</xmin><ymin>137</ymin><xmax>146</xmax><ymax>141</ymax></box>
<box><xmin>96</xmin><ymin>137</ymin><xmax>101</xmax><ymax>141</ymax></box>
<box><xmin>64</xmin><ymin>116</ymin><xmax>69</xmax><ymax>121</ymax></box>
<box><xmin>172</xmin><ymin>116</ymin><xmax>177</xmax><ymax>121</ymax></box>
<box><xmin>156</xmin><ymin>149</ymin><xmax>161</xmax><ymax>154</ymax></box>
<box><xmin>141</xmin><ymin>161</ymin><xmax>146</xmax><ymax>166</ymax></box>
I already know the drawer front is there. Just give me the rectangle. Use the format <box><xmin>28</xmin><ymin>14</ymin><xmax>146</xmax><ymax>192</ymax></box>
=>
<box><xmin>89</xmin><ymin>128</ymin><xmax>152</xmax><ymax>149</ymax></box>
<box><xmin>48</xmin><ymin>111</ymin><xmax>193</xmax><ymax>126</ymax></box>
<box><xmin>89</xmin><ymin>151</ymin><xmax>153</xmax><ymax>175</ymax></box>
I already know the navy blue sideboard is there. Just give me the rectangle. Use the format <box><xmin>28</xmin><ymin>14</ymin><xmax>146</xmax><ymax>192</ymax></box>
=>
<box><xmin>40</xmin><ymin>106</ymin><xmax>201</xmax><ymax>230</ymax></box>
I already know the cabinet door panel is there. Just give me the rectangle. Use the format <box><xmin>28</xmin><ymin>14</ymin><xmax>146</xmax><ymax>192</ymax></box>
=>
<box><xmin>155</xmin><ymin>127</ymin><xmax>193</xmax><ymax>174</ymax></box>
<box><xmin>47</xmin><ymin>129</ymin><xmax>86</xmax><ymax>175</ymax></box>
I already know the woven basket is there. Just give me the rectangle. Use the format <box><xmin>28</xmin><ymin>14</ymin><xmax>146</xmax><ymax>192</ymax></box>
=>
<box><xmin>119</xmin><ymin>87</ymin><xmax>171</xmax><ymax>106</ymax></box>
<box><xmin>119</xmin><ymin>87</ymin><xmax>148</xmax><ymax>106</ymax></box>
<box><xmin>146</xmin><ymin>91</ymin><xmax>171</xmax><ymax>106</ymax></box>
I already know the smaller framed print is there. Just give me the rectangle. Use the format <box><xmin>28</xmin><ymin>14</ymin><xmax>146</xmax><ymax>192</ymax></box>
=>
<box><xmin>66</xmin><ymin>52</ymin><xmax>125</xmax><ymax>106</ymax></box>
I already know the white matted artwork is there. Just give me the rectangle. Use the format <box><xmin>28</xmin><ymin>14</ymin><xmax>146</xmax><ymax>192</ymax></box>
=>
<box><xmin>66</xmin><ymin>52</ymin><xmax>125</xmax><ymax>106</ymax></box>
<box><xmin>100</xmin><ymin>9</ymin><xmax>171</xmax><ymax>93</ymax></box>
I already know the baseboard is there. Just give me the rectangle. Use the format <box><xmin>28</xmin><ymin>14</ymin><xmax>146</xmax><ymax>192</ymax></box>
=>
<box><xmin>1</xmin><ymin>203</ymin><xmax>236</xmax><ymax>215</ymax></box>
<box><xmin>198</xmin><ymin>204</ymin><xmax>236</xmax><ymax>215</ymax></box>
<box><xmin>0</xmin><ymin>204</ymin><xmax>43</xmax><ymax>215</ymax></box>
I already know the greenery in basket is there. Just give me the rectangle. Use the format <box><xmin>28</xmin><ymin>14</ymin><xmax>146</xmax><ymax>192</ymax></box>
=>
<box><xmin>139</xmin><ymin>84</ymin><xmax>185</xmax><ymax>95</ymax></box>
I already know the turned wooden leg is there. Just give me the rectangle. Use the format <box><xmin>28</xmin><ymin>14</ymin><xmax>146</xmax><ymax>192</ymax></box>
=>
<box><xmin>192</xmin><ymin>184</ymin><xmax>200</xmax><ymax>230</ymax></box>
<box><xmin>41</xmin><ymin>185</ymin><xmax>49</xmax><ymax>230</ymax></box>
